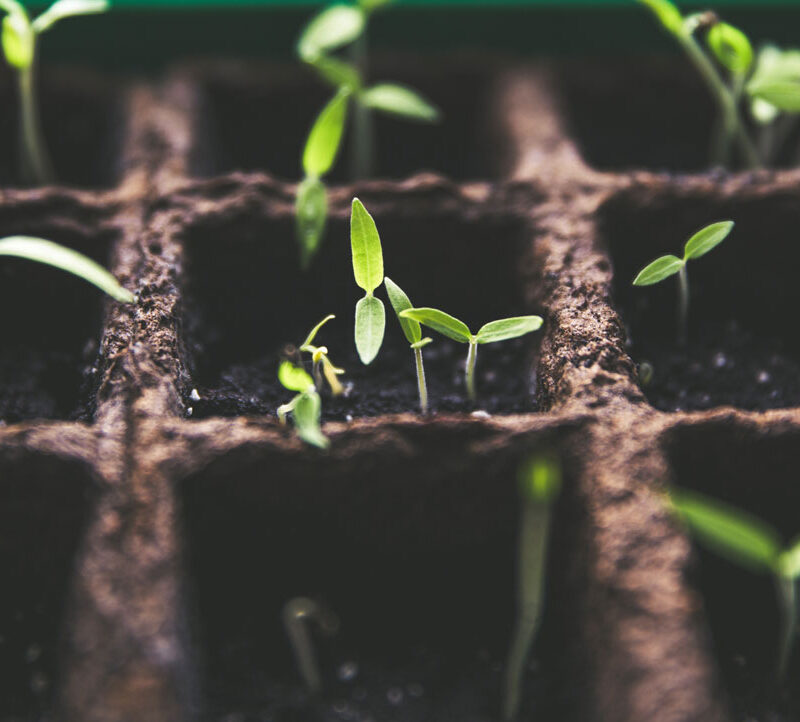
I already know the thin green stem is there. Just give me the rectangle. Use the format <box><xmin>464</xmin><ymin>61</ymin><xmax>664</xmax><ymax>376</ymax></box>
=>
<box><xmin>776</xmin><ymin>574</ymin><xmax>796</xmax><ymax>681</ymax></box>
<box><xmin>18</xmin><ymin>46</ymin><xmax>54</xmax><ymax>185</ymax></box>
<box><xmin>414</xmin><ymin>346</ymin><xmax>428</xmax><ymax>414</ymax></box>
<box><xmin>503</xmin><ymin>501</ymin><xmax>552</xmax><ymax>720</ymax></box>
<box><xmin>466</xmin><ymin>339</ymin><xmax>477</xmax><ymax>402</ymax></box>
<box><xmin>282</xmin><ymin>597</ymin><xmax>339</xmax><ymax>694</ymax></box>
<box><xmin>677</xmin><ymin>264</ymin><xmax>689</xmax><ymax>346</ymax></box>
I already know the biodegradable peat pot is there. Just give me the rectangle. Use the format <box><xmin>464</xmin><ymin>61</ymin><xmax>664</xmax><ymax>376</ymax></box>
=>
<box><xmin>1</xmin><ymin>53</ymin><xmax>800</xmax><ymax>722</ymax></box>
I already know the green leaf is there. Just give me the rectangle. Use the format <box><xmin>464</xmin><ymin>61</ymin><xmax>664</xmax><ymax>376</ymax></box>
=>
<box><xmin>476</xmin><ymin>316</ymin><xmax>543</xmax><ymax>345</ymax></box>
<box><xmin>0</xmin><ymin>236</ymin><xmax>134</xmax><ymax>302</ymax></box>
<box><xmin>2</xmin><ymin>13</ymin><xmax>32</xmax><ymax>69</ymax></box>
<box><xmin>295</xmin><ymin>176</ymin><xmax>328</xmax><ymax>269</ymax></box>
<box><xmin>32</xmin><ymin>0</ymin><xmax>108</xmax><ymax>34</ymax></box>
<box><xmin>297</xmin><ymin>4</ymin><xmax>365</xmax><ymax>62</ymax></box>
<box><xmin>518</xmin><ymin>454</ymin><xmax>561</xmax><ymax>505</ymax></box>
<box><xmin>302</xmin><ymin>314</ymin><xmax>335</xmax><ymax>349</ymax></box>
<box><xmin>669</xmin><ymin>489</ymin><xmax>781</xmax><ymax>573</ymax></box>
<box><xmin>278</xmin><ymin>361</ymin><xmax>314</xmax><ymax>393</ymax></box>
<box><xmin>384</xmin><ymin>276</ymin><xmax>420</xmax><ymax>345</ymax></box>
<box><xmin>355</xmin><ymin>293</ymin><xmax>385</xmax><ymax>365</ymax></box>
<box><xmin>778</xmin><ymin>538</ymin><xmax>800</xmax><ymax>579</ymax></box>
<box><xmin>632</xmin><ymin>255</ymin><xmax>684</xmax><ymax>286</ymax></box>
<box><xmin>410</xmin><ymin>337</ymin><xmax>432</xmax><ymax>350</ymax></box>
<box><xmin>303</xmin><ymin>90</ymin><xmax>349</xmax><ymax>178</ymax></box>
<box><xmin>293</xmin><ymin>391</ymin><xmax>329</xmax><ymax>449</ymax></box>
<box><xmin>360</xmin><ymin>83</ymin><xmax>440</xmax><ymax>122</ymax></box>
<box><xmin>310</xmin><ymin>54</ymin><xmax>362</xmax><ymax>92</ymax></box>
<box><xmin>747</xmin><ymin>79</ymin><xmax>800</xmax><ymax>112</ymax></box>
<box><xmin>358</xmin><ymin>0</ymin><xmax>393</xmax><ymax>11</ymax></box>
<box><xmin>636</xmin><ymin>0</ymin><xmax>683</xmax><ymax>35</ymax></box>
<box><xmin>707</xmin><ymin>22</ymin><xmax>753</xmax><ymax>74</ymax></box>
<box><xmin>751</xmin><ymin>96</ymin><xmax>780</xmax><ymax>125</ymax></box>
<box><xmin>683</xmin><ymin>220</ymin><xmax>734</xmax><ymax>260</ymax></box>
<box><xmin>350</xmin><ymin>198</ymin><xmax>384</xmax><ymax>294</ymax></box>
<box><xmin>399</xmin><ymin>307</ymin><xmax>472</xmax><ymax>343</ymax></box>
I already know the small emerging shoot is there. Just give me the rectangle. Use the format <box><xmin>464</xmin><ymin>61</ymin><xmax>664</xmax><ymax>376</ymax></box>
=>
<box><xmin>632</xmin><ymin>220</ymin><xmax>734</xmax><ymax>345</ymax></box>
<box><xmin>400</xmin><ymin>308</ymin><xmax>542</xmax><ymax>402</ymax></box>
<box><xmin>277</xmin><ymin>361</ymin><xmax>328</xmax><ymax>449</ymax></box>
<box><xmin>668</xmin><ymin>489</ymin><xmax>800</xmax><ymax>680</ymax></box>
<box><xmin>282</xmin><ymin>597</ymin><xmax>340</xmax><ymax>694</ymax></box>
<box><xmin>350</xmin><ymin>198</ymin><xmax>385</xmax><ymax>365</ymax></box>
<box><xmin>299</xmin><ymin>314</ymin><xmax>346</xmax><ymax>396</ymax></box>
<box><xmin>503</xmin><ymin>453</ymin><xmax>561</xmax><ymax>720</ymax></box>
<box><xmin>0</xmin><ymin>0</ymin><xmax>110</xmax><ymax>184</ymax></box>
<box><xmin>385</xmin><ymin>276</ymin><xmax>432</xmax><ymax>414</ymax></box>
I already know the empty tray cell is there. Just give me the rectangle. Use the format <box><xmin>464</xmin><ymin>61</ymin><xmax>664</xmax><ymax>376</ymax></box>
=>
<box><xmin>0</xmin><ymin>203</ymin><xmax>119</xmax><ymax>422</ymax></box>
<box><xmin>190</xmin><ymin>60</ymin><xmax>511</xmax><ymax>182</ymax></box>
<box><xmin>602</xmin><ymin>188</ymin><xmax>800</xmax><ymax>411</ymax></box>
<box><xmin>0</xmin><ymin>448</ymin><xmax>94</xmax><ymax>721</ymax></box>
<box><xmin>0</xmin><ymin>68</ymin><xmax>123</xmax><ymax>189</ymax></box>
<box><xmin>179</xmin><ymin>431</ymin><xmax>584</xmax><ymax>721</ymax></box>
<box><xmin>182</xmin><ymin>205</ymin><xmax>542</xmax><ymax>418</ymax></box>
<box><xmin>665</xmin><ymin>421</ymin><xmax>800</xmax><ymax>721</ymax></box>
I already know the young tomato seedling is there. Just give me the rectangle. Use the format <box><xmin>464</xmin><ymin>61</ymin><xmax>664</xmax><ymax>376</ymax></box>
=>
<box><xmin>384</xmin><ymin>276</ymin><xmax>432</xmax><ymax>414</ymax></box>
<box><xmin>400</xmin><ymin>307</ymin><xmax>542</xmax><ymax>403</ymax></box>
<box><xmin>350</xmin><ymin>198</ymin><xmax>385</xmax><ymax>365</ymax></box>
<box><xmin>282</xmin><ymin>596</ymin><xmax>340</xmax><ymax>694</ymax></box>
<box><xmin>277</xmin><ymin>360</ymin><xmax>329</xmax><ymax>449</ymax></box>
<box><xmin>0</xmin><ymin>0</ymin><xmax>109</xmax><ymax>184</ymax></box>
<box><xmin>298</xmin><ymin>314</ymin><xmax>346</xmax><ymax>396</ymax></box>
<box><xmin>632</xmin><ymin>220</ymin><xmax>734</xmax><ymax>346</ymax></box>
<box><xmin>503</xmin><ymin>453</ymin><xmax>561</xmax><ymax>721</ymax></box>
<box><xmin>668</xmin><ymin>488</ymin><xmax>800</xmax><ymax>680</ymax></box>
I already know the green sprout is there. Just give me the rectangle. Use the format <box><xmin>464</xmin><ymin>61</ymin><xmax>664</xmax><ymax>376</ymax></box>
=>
<box><xmin>668</xmin><ymin>488</ymin><xmax>800</xmax><ymax>680</ymax></box>
<box><xmin>399</xmin><ymin>307</ymin><xmax>542</xmax><ymax>403</ymax></box>
<box><xmin>294</xmin><ymin>0</ymin><xmax>439</xmax><ymax>266</ymax></box>
<box><xmin>350</xmin><ymin>197</ymin><xmax>385</xmax><ymax>365</ymax></box>
<box><xmin>384</xmin><ymin>276</ymin><xmax>432</xmax><ymax>414</ymax></box>
<box><xmin>0</xmin><ymin>235</ymin><xmax>134</xmax><ymax>303</ymax></box>
<box><xmin>632</xmin><ymin>220</ymin><xmax>734</xmax><ymax>346</ymax></box>
<box><xmin>503</xmin><ymin>454</ymin><xmax>561</xmax><ymax>720</ymax></box>
<box><xmin>0</xmin><ymin>0</ymin><xmax>109</xmax><ymax>185</ymax></box>
<box><xmin>298</xmin><ymin>314</ymin><xmax>346</xmax><ymax>396</ymax></box>
<box><xmin>277</xmin><ymin>361</ymin><xmax>328</xmax><ymax>449</ymax></box>
<box><xmin>282</xmin><ymin>597</ymin><xmax>340</xmax><ymax>694</ymax></box>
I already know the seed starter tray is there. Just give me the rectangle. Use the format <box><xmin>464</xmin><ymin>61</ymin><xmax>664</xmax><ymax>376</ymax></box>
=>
<box><xmin>2</xmin><ymin>55</ymin><xmax>800</xmax><ymax>722</ymax></box>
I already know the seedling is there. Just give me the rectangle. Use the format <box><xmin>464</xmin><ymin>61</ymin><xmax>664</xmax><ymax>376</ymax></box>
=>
<box><xmin>298</xmin><ymin>314</ymin><xmax>346</xmax><ymax>396</ymax></box>
<box><xmin>282</xmin><ymin>597</ymin><xmax>340</xmax><ymax>694</ymax></box>
<box><xmin>277</xmin><ymin>361</ymin><xmax>328</xmax><ymax>449</ymax></box>
<box><xmin>503</xmin><ymin>453</ymin><xmax>561</xmax><ymax>720</ymax></box>
<box><xmin>632</xmin><ymin>220</ymin><xmax>734</xmax><ymax>346</ymax></box>
<box><xmin>0</xmin><ymin>0</ymin><xmax>109</xmax><ymax>184</ymax></box>
<box><xmin>399</xmin><ymin>307</ymin><xmax>542</xmax><ymax>402</ymax></box>
<box><xmin>350</xmin><ymin>198</ymin><xmax>385</xmax><ymax>365</ymax></box>
<box><xmin>668</xmin><ymin>488</ymin><xmax>800</xmax><ymax>680</ymax></box>
<box><xmin>384</xmin><ymin>276</ymin><xmax>432</xmax><ymax>413</ymax></box>
<box><xmin>0</xmin><ymin>235</ymin><xmax>134</xmax><ymax>303</ymax></box>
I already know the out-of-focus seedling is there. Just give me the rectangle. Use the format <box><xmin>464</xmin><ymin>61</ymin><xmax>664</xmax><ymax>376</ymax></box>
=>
<box><xmin>0</xmin><ymin>0</ymin><xmax>109</xmax><ymax>184</ymax></box>
<box><xmin>632</xmin><ymin>220</ymin><xmax>734</xmax><ymax>345</ymax></box>
<box><xmin>399</xmin><ymin>307</ymin><xmax>542</xmax><ymax>402</ymax></box>
<box><xmin>282</xmin><ymin>597</ymin><xmax>340</xmax><ymax>694</ymax></box>
<box><xmin>503</xmin><ymin>453</ymin><xmax>561</xmax><ymax>720</ymax></box>
<box><xmin>668</xmin><ymin>488</ymin><xmax>800</xmax><ymax>680</ymax></box>
<box><xmin>350</xmin><ymin>198</ymin><xmax>385</xmax><ymax>365</ymax></box>
<box><xmin>0</xmin><ymin>235</ymin><xmax>134</xmax><ymax>303</ymax></box>
<box><xmin>384</xmin><ymin>276</ymin><xmax>432</xmax><ymax>413</ymax></box>
<box><xmin>298</xmin><ymin>314</ymin><xmax>346</xmax><ymax>396</ymax></box>
<box><xmin>277</xmin><ymin>361</ymin><xmax>328</xmax><ymax>449</ymax></box>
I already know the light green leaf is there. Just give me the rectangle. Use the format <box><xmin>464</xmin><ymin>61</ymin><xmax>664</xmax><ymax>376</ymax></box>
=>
<box><xmin>295</xmin><ymin>176</ymin><xmax>328</xmax><ymax>269</ymax></box>
<box><xmin>518</xmin><ymin>454</ymin><xmax>561</xmax><ymax>505</ymax></box>
<box><xmin>350</xmin><ymin>198</ymin><xmax>384</xmax><ymax>294</ymax></box>
<box><xmin>2</xmin><ymin>13</ymin><xmax>32</xmax><ymax>69</ymax></box>
<box><xmin>632</xmin><ymin>255</ymin><xmax>684</xmax><ymax>286</ymax></box>
<box><xmin>355</xmin><ymin>293</ymin><xmax>385</xmax><ymax>365</ymax></box>
<box><xmin>0</xmin><ymin>236</ymin><xmax>134</xmax><ymax>302</ymax></box>
<box><xmin>384</xmin><ymin>276</ymin><xmax>420</xmax><ymax>345</ymax></box>
<box><xmin>410</xmin><ymin>337</ymin><xmax>432</xmax><ymax>350</ymax></box>
<box><xmin>301</xmin><ymin>314</ymin><xmax>335</xmax><ymax>349</ymax></box>
<box><xmin>747</xmin><ymin>79</ymin><xmax>800</xmax><ymax>112</ymax></box>
<box><xmin>707</xmin><ymin>22</ymin><xmax>753</xmax><ymax>74</ymax></box>
<box><xmin>310</xmin><ymin>54</ymin><xmax>362</xmax><ymax>91</ymax></box>
<box><xmin>476</xmin><ymin>316</ymin><xmax>543</xmax><ymax>345</ymax></box>
<box><xmin>751</xmin><ymin>96</ymin><xmax>780</xmax><ymax>125</ymax></box>
<box><xmin>358</xmin><ymin>0</ymin><xmax>393</xmax><ymax>11</ymax></box>
<box><xmin>293</xmin><ymin>391</ymin><xmax>329</xmax><ymax>449</ymax></box>
<box><xmin>303</xmin><ymin>90</ymin><xmax>349</xmax><ymax>178</ymax></box>
<box><xmin>360</xmin><ymin>83</ymin><xmax>440</xmax><ymax>122</ymax></box>
<box><xmin>399</xmin><ymin>307</ymin><xmax>472</xmax><ymax>343</ymax></box>
<box><xmin>278</xmin><ymin>360</ymin><xmax>314</xmax><ymax>393</ymax></box>
<box><xmin>32</xmin><ymin>0</ymin><xmax>108</xmax><ymax>34</ymax></box>
<box><xmin>636</xmin><ymin>0</ymin><xmax>683</xmax><ymax>35</ymax></box>
<box><xmin>669</xmin><ymin>489</ymin><xmax>781</xmax><ymax>573</ymax></box>
<box><xmin>683</xmin><ymin>220</ymin><xmax>734</xmax><ymax>260</ymax></box>
<box><xmin>778</xmin><ymin>538</ymin><xmax>800</xmax><ymax>579</ymax></box>
<box><xmin>297</xmin><ymin>4</ymin><xmax>365</xmax><ymax>62</ymax></box>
